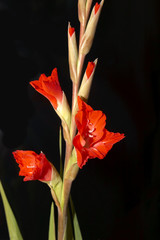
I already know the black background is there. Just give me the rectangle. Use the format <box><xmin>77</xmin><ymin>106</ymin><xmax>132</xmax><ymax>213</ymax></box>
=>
<box><xmin>0</xmin><ymin>0</ymin><xmax>160</xmax><ymax>239</ymax></box>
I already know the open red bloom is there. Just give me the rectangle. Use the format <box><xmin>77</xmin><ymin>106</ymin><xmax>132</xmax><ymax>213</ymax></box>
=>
<box><xmin>73</xmin><ymin>97</ymin><xmax>125</xmax><ymax>168</ymax></box>
<box><xmin>13</xmin><ymin>150</ymin><xmax>53</xmax><ymax>182</ymax></box>
<box><xmin>30</xmin><ymin>68</ymin><xmax>63</xmax><ymax>110</ymax></box>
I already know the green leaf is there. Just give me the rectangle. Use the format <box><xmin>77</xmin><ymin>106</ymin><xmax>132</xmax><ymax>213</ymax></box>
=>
<box><xmin>64</xmin><ymin>207</ymin><xmax>74</xmax><ymax>240</ymax></box>
<box><xmin>59</xmin><ymin>126</ymin><xmax>63</xmax><ymax>178</ymax></box>
<box><xmin>48</xmin><ymin>202</ymin><xmax>56</xmax><ymax>240</ymax></box>
<box><xmin>70</xmin><ymin>197</ymin><xmax>83</xmax><ymax>240</ymax></box>
<box><xmin>0</xmin><ymin>181</ymin><xmax>23</xmax><ymax>240</ymax></box>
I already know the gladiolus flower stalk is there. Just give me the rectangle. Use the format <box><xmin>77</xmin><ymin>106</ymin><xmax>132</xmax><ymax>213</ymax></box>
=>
<box><xmin>10</xmin><ymin>1</ymin><xmax>126</xmax><ymax>240</ymax></box>
<box><xmin>57</xmin><ymin>2</ymin><xmax>106</xmax><ymax>239</ymax></box>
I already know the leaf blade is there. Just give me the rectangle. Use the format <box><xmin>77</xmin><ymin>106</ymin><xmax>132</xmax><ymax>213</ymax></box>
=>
<box><xmin>70</xmin><ymin>197</ymin><xmax>83</xmax><ymax>240</ymax></box>
<box><xmin>59</xmin><ymin>126</ymin><xmax>63</xmax><ymax>178</ymax></box>
<box><xmin>48</xmin><ymin>202</ymin><xmax>56</xmax><ymax>240</ymax></box>
<box><xmin>0</xmin><ymin>181</ymin><xmax>23</xmax><ymax>240</ymax></box>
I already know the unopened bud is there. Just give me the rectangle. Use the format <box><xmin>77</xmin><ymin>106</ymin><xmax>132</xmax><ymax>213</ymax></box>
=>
<box><xmin>78</xmin><ymin>0</ymin><xmax>86</xmax><ymax>25</ymax></box>
<box><xmin>78</xmin><ymin>59</ymin><xmax>98</xmax><ymax>101</ymax></box>
<box><xmin>68</xmin><ymin>23</ymin><xmax>78</xmax><ymax>83</ymax></box>
<box><xmin>80</xmin><ymin>0</ymin><xmax>104</xmax><ymax>55</ymax></box>
<box><xmin>86</xmin><ymin>0</ymin><xmax>93</xmax><ymax>21</ymax></box>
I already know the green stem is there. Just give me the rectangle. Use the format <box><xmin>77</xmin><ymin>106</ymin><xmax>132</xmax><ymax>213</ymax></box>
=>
<box><xmin>58</xmin><ymin>179</ymin><xmax>73</xmax><ymax>240</ymax></box>
<box><xmin>57</xmin><ymin>13</ymin><xmax>87</xmax><ymax>240</ymax></box>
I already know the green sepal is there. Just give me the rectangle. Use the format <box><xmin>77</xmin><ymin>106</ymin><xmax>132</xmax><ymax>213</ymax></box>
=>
<box><xmin>0</xmin><ymin>181</ymin><xmax>23</xmax><ymax>240</ymax></box>
<box><xmin>48</xmin><ymin>202</ymin><xmax>56</xmax><ymax>240</ymax></box>
<box><xmin>47</xmin><ymin>163</ymin><xmax>63</xmax><ymax>206</ymax></box>
<box><xmin>65</xmin><ymin>148</ymin><xmax>79</xmax><ymax>181</ymax></box>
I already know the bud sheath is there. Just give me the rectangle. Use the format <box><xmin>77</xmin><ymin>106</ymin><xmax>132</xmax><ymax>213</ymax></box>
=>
<box><xmin>78</xmin><ymin>59</ymin><xmax>98</xmax><ymax>101</ymax></box>
<box><xmin>80</xmin><ymin>0</ymin><xmax>104</xmax><ymax>55</ymax></box>
<box><xmin>68</xmin><ymin>23</ymin><xmax>78</xmax><ymax>83</ymax></box>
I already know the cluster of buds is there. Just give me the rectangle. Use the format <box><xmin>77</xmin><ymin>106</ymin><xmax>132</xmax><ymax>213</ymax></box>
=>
<box><xmin>12</xmin><ymin>1</ymin><xmax>125</xmax><ymax>240</ymax></box>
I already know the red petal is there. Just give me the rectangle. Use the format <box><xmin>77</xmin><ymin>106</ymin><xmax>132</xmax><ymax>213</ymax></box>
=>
<box><xmin>88</xmin><ymin>110</ymin><xmax>106</xmax><ymax>142</ymax></box>
<box><xmin>69</xmin><ymin>27</ymin><xmax>75</xmax><ymax>37</ymax></box>
<box><xmin>30</xmin><ymin>68</ymin><xmax>63</xmax><ymax>109</ymax></box>
<box><xmin>75</xmin><ymin>97</ymin><xmax>93</xmax><ymax>135</ymax></box>
<box><xmin>38</xmin><ymin>153</ymin><xmax>53</xmax><ymax>182</ymax></box>
<box><xmin>30</xmin><ymin>80</ymin><xmax>48</xmax><ymax>97</ymax></box>
<box><xmin>13</xmin><ymin>150</ymin><xmax>53</xmax><ymax>182</ymax></box>
<box><xmin>89</xmin><ymin>141</ymin><xmax>112</xmax><ymax>159</ymax></box>
<box><xmin>73</xmin><ymin>134</ymin><xmax>89</xmax><ymax>168</ymax></box>
<box><xmin>77</xmin><ymin>96</ymin><xmax>93</xmax><ymax>112</ymax></box>
<box><xmin>51</xmin><ymin>68</ymin><xmax>60</xmax><ymax>87</ymax></box>
<box><xmin>93</xmin><ymin>130</ymin><xmax>125</xmax><ymax>158</ymax></box>
<box><xmin>30</xmin><ymin>80</ymin><xmax>58</xmax><ymax>109</ymax></box>
<box><xmin>94</xmin><ymin>2</ymin><xmax>100</xmax><ymax>14</ymax></box>
<box><xmin>42</xmin><ymin>68</ymin><xmax>62</xmax><ymax>103</ymax></box>
<box><xmin>103</xmin><ymin>130</ymin><xmax>125</xmax><ymax>145</ymax></box>
<box><xmin>86</xmin><ymin>62</ymin><xmax>95</xmax><ymax>79</ymax></box>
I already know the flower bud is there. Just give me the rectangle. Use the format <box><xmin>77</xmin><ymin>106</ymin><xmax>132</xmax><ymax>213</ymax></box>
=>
<box><xmin>78</xmin><ymin>59</ymin><xmax>98</xmax><ymax>101</ymax></box>
<box><xmin>80</xmin><ymin>0</ymin><xmax>104</xmax><ymax>55</ymax></box>
<box><xmin>78</xmin><ymin>0</ymin><xmax>86</xmax><ymax>25</ymax></box>
<box><xmin>86</xmin><ymin>0</ymin><xmax>93</xmax><ymax>20</ymax></box>
<box><xmin>68</xmin><ymin>23</ymin><xmax>78</xmax><ymax>83</ymax></box>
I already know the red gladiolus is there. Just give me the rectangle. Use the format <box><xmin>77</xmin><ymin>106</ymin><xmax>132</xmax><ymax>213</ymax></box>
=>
<box><xmin>73</xmin><ymin>97</ymin><xmax>125</xmax><ymax>168</ymax></box>
<box><xmin>13</xmin><ymin>150</ymin><xmax>53</xmax><ymax>182</ymax></box>
<box><xmin>30</xmin><ymin>68</ymin><xmax>63</xmax><ymax>110</ymax></box>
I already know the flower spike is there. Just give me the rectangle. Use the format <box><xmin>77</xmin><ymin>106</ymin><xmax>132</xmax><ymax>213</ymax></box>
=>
<box><xmin>73</xmin><ymin>97</ymin><xmax>125</xmax><ymax>168</ymax></box>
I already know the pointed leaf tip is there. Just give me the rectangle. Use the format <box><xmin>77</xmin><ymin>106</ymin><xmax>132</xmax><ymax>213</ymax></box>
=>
<box><xmin>48</xmin><ymin>202</ymin><xmax>56</xmax><ymax>240</ymax></box>
<box><xmin>70</xmin><ymin>198</ymin><xmax>83</xmax><ymax>240</ymax></box>
<box><xmin>0</xmin><ymin>181</ymin><xmax>23</xmax><ymax>240</ymax></box>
